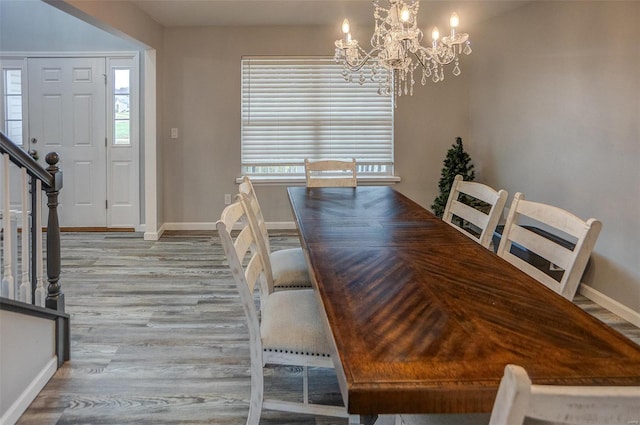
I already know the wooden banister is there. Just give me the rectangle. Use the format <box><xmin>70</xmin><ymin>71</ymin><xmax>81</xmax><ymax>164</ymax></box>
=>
<box><xmin>0</xmin><ymin>131</ymin><xmax>68</xmax><ymax>365</ymax></box>
<box><xmin>0</xmin><ymin>132</ymin><xmax>54</xmax><ymax>189</ymax></box>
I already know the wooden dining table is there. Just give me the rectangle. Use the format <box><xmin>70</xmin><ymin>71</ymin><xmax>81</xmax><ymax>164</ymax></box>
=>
<box><xmin>287</xmin><ymin>186</ymin><xmax>640</xmax><ymax>424</ymax></box>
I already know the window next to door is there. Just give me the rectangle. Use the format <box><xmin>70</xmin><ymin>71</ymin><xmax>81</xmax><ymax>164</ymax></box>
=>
<box><xmin>1</xmin><ymin>60</ymin><xmax>26</xmax><ymax>145</ymax></box>
<box><xmin>113</xmin><ymin>68</ymin><xmax>131</xmax><ymax>145</ymax></box>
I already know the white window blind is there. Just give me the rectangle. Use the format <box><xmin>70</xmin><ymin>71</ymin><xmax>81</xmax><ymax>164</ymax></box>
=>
<box><xmin>241</xmin><ymin>57</ymin><xmax>394</xmax><ymax>178</ymax></box>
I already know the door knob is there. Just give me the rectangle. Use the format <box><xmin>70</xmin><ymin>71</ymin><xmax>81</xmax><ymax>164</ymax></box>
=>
<box><xmin>28</xmin><ymin>149</ymin><xmax>39</xmax><ymax>161</ymax></box>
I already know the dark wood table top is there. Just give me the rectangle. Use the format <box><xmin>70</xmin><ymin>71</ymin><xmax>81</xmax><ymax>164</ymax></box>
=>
<box><xmin>287</xmin><ymin>186</ymin><xmax>640</xmax><ymax>416</ymax></box>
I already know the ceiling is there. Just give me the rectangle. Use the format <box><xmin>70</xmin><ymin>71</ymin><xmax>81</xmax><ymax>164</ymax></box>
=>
<box><xmin>129</xmin><ymin>0</ymin><xmax>528</xmax><ymax>29</ymax></box>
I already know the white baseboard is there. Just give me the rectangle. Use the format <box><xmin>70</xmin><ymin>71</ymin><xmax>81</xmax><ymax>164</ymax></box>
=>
<box><xmin>266</xmin><ymin>221</ymin><xmax>297</xmax><ymax>230</ymax></box>
<box><xmin>160</xmin><ymin>221</ymin><xmax>297</xmax><ymax>232</ymax></box>
<box><xmin>163</xmin><ymin>222</ymin><xmax>216</xmax><ymax>231</ymax></box>
<box><xmin>143</xmin><ymin>223</ymin><xmax>165</xmax><ymax>241</ymax></box>
<box><xmin>1</xmin><ymin>357</ymin><xmax>57</xmax><ymax>425</ymax></box>
<box><xmin>579</xmin><ymin>284</ymin><xmax>640</xmax><ymax>328</ymax></box>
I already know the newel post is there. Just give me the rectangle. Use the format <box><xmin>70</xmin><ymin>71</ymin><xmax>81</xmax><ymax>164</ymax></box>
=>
<box><xmin>45</xmin><ymin>152</ymin><xmax>64</xmax><ymax>312</ymax></box>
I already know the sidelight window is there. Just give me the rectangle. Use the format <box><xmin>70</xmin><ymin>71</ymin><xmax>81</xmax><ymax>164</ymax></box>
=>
<box><xmin>1</xmin><ymin>68</ymin><xmax>24</xmax><ymax>145</ymax></box>
<box><xmin>113</xmin><ymin>68</ymin><xmax>131</xmax><ymax>145</ymax></box>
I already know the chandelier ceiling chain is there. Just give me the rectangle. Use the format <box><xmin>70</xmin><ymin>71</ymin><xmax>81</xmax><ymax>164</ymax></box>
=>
<box><xmin>333</xmin><ymin>0</ymin><xmax>472</xmax><ymax>98</ymax></box>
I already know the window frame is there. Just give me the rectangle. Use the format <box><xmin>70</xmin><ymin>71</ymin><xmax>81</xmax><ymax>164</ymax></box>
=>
<box><xmin>240</xmin><ymin>56</ymin><xmax>399</xmax><ymax>184</ymax></box>
<box><xmin>0</xmin><ymin>58</ymin><xmax>28</xmax><ymax>146</ymax></box>
<box><xmin>112</xmin><ymin>66</ymin><xmax>132</xmax><ymax>146</ymax></box>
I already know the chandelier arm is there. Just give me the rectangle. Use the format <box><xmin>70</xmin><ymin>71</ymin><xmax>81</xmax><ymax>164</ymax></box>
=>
<box><xmin>343</xmin><ymin>46</ymin><xmax>385</xmax><ymax>72</ymax></box>
<box><xmin>415</xmin><ymin>45</ymin><xmax>456</xmax><ymax>67</ymax></box>
<box><xmin>412</xmin><ymin>50</ymin><xmax>429</xmax><ymax>70</ymax></box>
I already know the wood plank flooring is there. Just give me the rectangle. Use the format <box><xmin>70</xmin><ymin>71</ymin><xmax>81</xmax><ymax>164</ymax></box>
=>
<box><xmin>15</xmin><ymin>231</ymin><xmax>640</xmax><ymax>425</ymax></box>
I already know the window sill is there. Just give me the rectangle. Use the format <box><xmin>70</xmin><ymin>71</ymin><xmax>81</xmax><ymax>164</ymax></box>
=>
<box><xmin>235</xmin><ymin>175</ymin><xmax>401</xmax><ymax>186</ymax></box>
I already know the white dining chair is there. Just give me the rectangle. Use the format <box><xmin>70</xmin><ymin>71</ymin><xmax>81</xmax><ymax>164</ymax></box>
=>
<box><xmin>489</xmin><ymin>364</ymin><xmax>640</xmax><ymax>425</ymax></box>
<box><xmin>496</xmin><ymin>193</ymin><xmax>602</xmax><ymax>300</ymax></box>
<box><xmin>216</xmin><ymin>198</ymin><xmax>347</xmax><ymax>425</ymax></box>
<box><xmin>238</xmin><ymin>176</ymin><xmax>311</xmax><ymax>290</ymax></box>
<box><xmin>442</xmin><ymin>174</ymin><xmax>508</xmax><ymax>249</ymax></box>
<box><xmin>304</xmin><ymin>158</ymin><xmax>357</xmax><ymax>188</ymax></box>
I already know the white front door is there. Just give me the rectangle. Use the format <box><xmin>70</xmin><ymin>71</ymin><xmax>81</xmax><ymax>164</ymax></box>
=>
<box><xmin>28</xmin><ymin>57</ymin><xmax>107</xmax><ymax>227</ymax></box>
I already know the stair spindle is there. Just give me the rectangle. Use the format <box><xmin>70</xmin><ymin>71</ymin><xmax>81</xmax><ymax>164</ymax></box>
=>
<box><xmin>2</xmin><ymin>153</ymin><xmax>15</xmax><ymax>299</ymax></box>
<box><xmin>19</xmin><ymin>167</ymin><xmax>31</xmax><ymax>303</ymax></box>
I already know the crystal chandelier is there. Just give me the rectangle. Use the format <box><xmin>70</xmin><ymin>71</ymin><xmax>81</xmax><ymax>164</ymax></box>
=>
<box><xmin>333</xmin><ymin>0</ymin><xmax>472</xmax><ymax>98</ymax></box>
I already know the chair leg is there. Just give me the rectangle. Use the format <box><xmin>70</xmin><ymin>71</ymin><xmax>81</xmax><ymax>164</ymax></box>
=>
<box><xmin>303</xmin><ymin>365</ymin><xmax>309</xmax><ymax>404</ymax></box>
<box><xmin>247</xmin><ymin>360</ymin><xmax>264</xmax><ymax>425</ymax></box>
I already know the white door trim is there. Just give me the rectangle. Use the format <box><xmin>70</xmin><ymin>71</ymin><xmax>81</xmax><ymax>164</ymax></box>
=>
<box><xmin>142</xmin><ymin>49</ymin><xmax>158</xmax><ymax>239</ymax></box>
<box><xmin>3</xmin><ymin>52</ymin><xmax>142</xmax><ymax>230</ymax></box>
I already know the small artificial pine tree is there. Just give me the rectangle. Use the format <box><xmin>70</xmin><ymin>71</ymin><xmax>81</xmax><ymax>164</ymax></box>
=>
<box><xmin>431</xmin><ymin>137</ymin><xmax>476</xmax><ymax>218</ymax></box>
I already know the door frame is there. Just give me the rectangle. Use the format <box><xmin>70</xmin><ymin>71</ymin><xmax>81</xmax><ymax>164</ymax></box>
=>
<box><xmin>0</xmin><ymin>52</ymin><xmax>141</xmax><ymax>230</ymax></box>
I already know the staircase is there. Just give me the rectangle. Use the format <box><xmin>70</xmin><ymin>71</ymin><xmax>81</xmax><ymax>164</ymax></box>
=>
<box><xmin>0</xmin><ymin>131</ymin><xmax>69</xmax><ymax>425</ymax></box>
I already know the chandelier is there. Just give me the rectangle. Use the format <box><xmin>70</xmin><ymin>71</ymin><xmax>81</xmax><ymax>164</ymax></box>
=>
<box><xmin>333</xmin><ymin>0</ymin><xmax>472</xmax><ymax>98</ymax></box>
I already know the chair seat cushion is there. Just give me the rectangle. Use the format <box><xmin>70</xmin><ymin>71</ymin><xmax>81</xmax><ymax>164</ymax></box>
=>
<box><xmin>261</xmin><ymin>289</ymin><xmax>331</xmax><ymax>357</ymax></box>
<box><xmin>270</xmin><ymin>247</ymin><xmax>312</xmax><ymax>289</ymax></box>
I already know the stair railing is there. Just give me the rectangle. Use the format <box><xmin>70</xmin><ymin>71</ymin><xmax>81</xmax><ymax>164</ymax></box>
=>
<box><xmin>0</xmin><ymin>130</ymin><xmax>68</xmax><ymax>365</ymax></box>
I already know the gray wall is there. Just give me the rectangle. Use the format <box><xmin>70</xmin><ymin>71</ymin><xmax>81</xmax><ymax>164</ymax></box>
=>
<box><xmin>161</xmin><ymin>25</ymin><xmax>470</xmax><ymax>224</ymax></box>
<box><xmin>468</xmin><ymin>1</ymin><xmax>640</xmax><ymax>311</ymax></box>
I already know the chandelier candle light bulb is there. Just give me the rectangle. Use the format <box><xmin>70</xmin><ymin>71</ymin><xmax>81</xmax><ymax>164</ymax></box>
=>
<box><xmin>333</xmin><ymin>0</ymin><xmax>471</xmax><ymax>99</ymax></box>
<box><xmin>400</xmin><ymin>6</ymin><xmax>411</xmax><ymax>23</ymax></box>
<box><xmin>342</xmin><ymin>18</ymin><xmax>350</xmax><ymax>35</ymax></box>
<box><xmin>432</xmin><ymin>26</ymin><xmax>439</xmax><ymax>46</ymax></box>
<box><xmin>450</xmin><ymin>12</ymin><xmax>459</xmax><ymax>37</ymax></box>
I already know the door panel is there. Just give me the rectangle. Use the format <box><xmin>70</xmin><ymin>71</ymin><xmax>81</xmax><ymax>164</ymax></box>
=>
<box><xmin>73</xmin><ymin>161</ymin><xmax>94</xmax><ymax>205</ymax></box>
<box><xmin>28</xmin><ymin>57</ymin><xmax>106</xmax><ymax>227</ymax></box>
<box><xmin>42</xmin><ymin>95</ymin><xmax>63</xmax><ymax>146</ymax></box>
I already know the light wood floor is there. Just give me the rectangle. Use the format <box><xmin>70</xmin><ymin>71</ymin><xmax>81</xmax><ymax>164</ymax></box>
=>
<box><xmin>16</xmin><ymin>231</ymin><xmax>640</xmax><ymax>425</ymax></box>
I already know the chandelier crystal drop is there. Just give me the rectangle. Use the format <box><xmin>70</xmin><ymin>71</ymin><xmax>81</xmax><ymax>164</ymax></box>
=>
<box><xmin>333</xmin><ymin>0</ymin><xmax>472</xmax><ymax>99</ymax></box>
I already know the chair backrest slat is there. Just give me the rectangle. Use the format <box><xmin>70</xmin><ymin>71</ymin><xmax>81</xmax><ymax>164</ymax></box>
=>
<box><xmin>304</xmin><ymin>158</ymin><xmax>357</xmax><ymax>188</ymax></box>
<box><xmin>217</xmin><ymin>199</ymin><xmax>269</xmax><ymax>306</ymax></box>
<box><xmin>449</xmin><ymin>200</ymin><xmax>490</xmax><ymax>231</ymax></box>
<box><xmin>442</xmin><ymin>174</ymin><xmax>508</xmax><ymax>249</ymax></box>
<box><xmin>239</xmin><ymin>176</ymin><xmax>271</xmax><ymax>252</ymax></box>
<box><xmin>496</xmin><ymin>192</ymin><xmax>602</xmax><ymax>300</ymax></box>
<box><xmin>507</xmin><ymin>225</ymin><xmax>574</xmax><ymax>270</ymax></box>
<box><xmin>238</xmin><ymin>176</ymin><xmax>276</xmax><ymax>292</ymax></box>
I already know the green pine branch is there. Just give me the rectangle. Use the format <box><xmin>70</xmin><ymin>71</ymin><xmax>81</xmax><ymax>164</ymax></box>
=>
<box><xmin>431</xmin><ymin>137</ymin><xmax>476</xmax><ymax>218</ymax></box>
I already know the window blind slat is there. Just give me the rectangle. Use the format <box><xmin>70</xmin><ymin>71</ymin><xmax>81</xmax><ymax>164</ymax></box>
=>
<box><xmin>241</xmin><ymin>57</ymin><xmax>394</xmax><ymax>176</ymax></box>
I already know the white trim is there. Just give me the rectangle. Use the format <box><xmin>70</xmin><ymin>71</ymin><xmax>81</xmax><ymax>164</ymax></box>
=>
<box><xmin>143</xmin><ymin>49</ymin><xmax>158</xmax><ymax>239</ymax></box>
<box><xmin>235</xmin><ymin>175</ymin><xmax>401</xmax><ymax>186</ymax></box>
<box><xmin>106</xmin><ymin>54</ymin><xmax>140</xmax><ymax>228</ymax></box>
<box><xmin>164</xmin><ymin>222</ymin><xmax>217</xmax><ymax>231</ymax></box>
<box><xmin>1</xmin><ymin>51</ymin><xmax>140</xmax><ymax>58</ymax></box>
<box><xmin>0</xmin><ymin>356</ymin><xmax>57</xmax><ymax>425</ymax></box>
<box><xmin>579</xmin><ymin>283</ymin><xmax>640</xmax><ymax>328</ymax></box>
<box><xmin>144</xmin><ymin>223</ymin><xmax>164</xmax><ymax>241</ymax></box>
<box><xmin>266</xmin><ymin>221</ymin><xmax>297</xmax><ymax>230</ymax></box>
<box><xmin>162</xmin><ymin>221</ymin><xmax>297</xmax><ymax>232</ymax></box>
